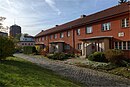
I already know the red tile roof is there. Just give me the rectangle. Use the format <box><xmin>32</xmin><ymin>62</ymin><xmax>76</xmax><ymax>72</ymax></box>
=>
<box><xmin>35</xmin><ymin>2</ymin><xmax>130</xmax><ymax>37</ymax></box>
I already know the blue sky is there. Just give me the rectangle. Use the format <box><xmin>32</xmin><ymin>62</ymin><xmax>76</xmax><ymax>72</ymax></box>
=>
<box><xmin>0</xmin><ymin>0</ymin><xmax>118</xmax><ymax>36</ymax></box>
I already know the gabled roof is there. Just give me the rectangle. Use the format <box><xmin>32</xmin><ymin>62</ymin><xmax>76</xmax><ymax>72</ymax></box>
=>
<box><xmin>35</xmin><ymin>2</ymin><xmax>130</xmax><ymax>37</ymax></box>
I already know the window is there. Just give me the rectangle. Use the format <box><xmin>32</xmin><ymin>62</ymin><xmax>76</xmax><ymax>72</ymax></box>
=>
<box><xmin>121</xmin><ymin>18</ymin><xmax>129</xmax><ymax>28</ymax></box>
<box><xmin>60</xmin><ymin>33</ymin><xmax>64</xmax><ymax>38</ymax></box>
<box><xmin>38</xmin><ymin>38</ymin><xmax>41</xmax><ymax>42</ymax></box>
<box><xmin>65</xmin><ymin>44</ymin><xmax>70</xmax><ymax>50</ymax></box>
<box><xmin>77</xmin><ymin>29</ymin><xmax>80</xmax><ymax>35</ymax></box>
<box><xmin>54</xmin><ymin>34</ymin><xmax>57</xmax><ymax>39</ymax></box>
<box><xmin>114</xmin><ymin>41</ymin><xmax>130</xmax><ymax>50</ymax></box>
<box><xmin>102</xmin><ymin>22</ymin><xmax>111</xmax><ymax>31</ymax></box>
<box><xmin>45</xmin><ymin>36</ymin><xmax>47</xmax><ymax>40</ymax></box>
<box><xmin>42</xmin><ymin>37</ymin><xmax>44</xmax><ymax>41</ymax></box>
<box><xmin>77</xmin><ymin>43</ymin><xmax>82</xmax><ymax>50</ymax></box>
<box><xmin>67</xmin><ymin>31</ymin><xmax>70</xmax><ymax>37</ymax></box>
<box><xmin>123</xmin><ymin>42</ymin><xmax>126</xmax><ymax>50</ymax></box>
<box><xmin>115</xmin><ymin>42</ymin><xmax>118</xmax><ymax>49</ymax></box>
<box><xmin>128</xmin><ymin>41</ymin><xmax>130</xmax><ymax>50</ymax></box>
<box><xmin>50</xmin><ymin>35</ymin><xmax>53</xmax><ymax>39</ymax></box>
<box><xmin>119</xmin><ymin>42</ymin><xmax>122</xmax><ymax>49</ymax></box>
<box><xmin>86</xmin><ymin>26</ymin><xmax>92</xmax><ymax>34</ymax></box>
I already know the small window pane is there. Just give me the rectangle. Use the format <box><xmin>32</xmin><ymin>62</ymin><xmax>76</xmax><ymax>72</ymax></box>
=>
<box><xmin>115</xmin><ymin>42</ymin><xmax>118</xmax><ymax>49</ymax></box>
<box><xmin>128</xmin><ymin>41</ymin><xmax>130</xmax><ymax>50</ymax></box>
<box><xmin>119</xmin><ymin>42</ymin><xmax>122</xmax><ymax>49</ymax></box>
<box><xmin>123</xmin><ymin>42</ymin><xmax>126</xmax><ymax>50</ymax></box>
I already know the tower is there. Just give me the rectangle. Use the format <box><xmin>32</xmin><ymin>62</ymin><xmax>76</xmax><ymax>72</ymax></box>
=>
<box><xmin>9</xmin><ymin>24</ymin><xmax>21</xmax><ymax>38</ymax></box>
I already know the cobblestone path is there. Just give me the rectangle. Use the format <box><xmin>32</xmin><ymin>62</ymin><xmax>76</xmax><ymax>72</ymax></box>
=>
<box><xmin>14</xmin><ymin>54</ymin><xmax>130</xmax><ymax>86</ymax></box>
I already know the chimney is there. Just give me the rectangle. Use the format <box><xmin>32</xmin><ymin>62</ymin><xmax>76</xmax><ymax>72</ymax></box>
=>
<box><xmin>55</xmin><ymin>25</ymin><xmax>59</xmax><ymax>27</ymax></box>
<box><xmin>118</xmin><ymin>0</ymin><xmax>127</xmax><ymax>4</ymax></box>
<box><xmin>81</xmin><ymin>15</ymin><xmax>86</xmax><ymax>18</ymax></box>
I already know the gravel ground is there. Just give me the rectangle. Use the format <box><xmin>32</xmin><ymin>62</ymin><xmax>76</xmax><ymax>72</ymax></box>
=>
<box><xmin>14</xmin><ymin>54</ymin><xmax>130</xmax><ymax>86</ymax></box>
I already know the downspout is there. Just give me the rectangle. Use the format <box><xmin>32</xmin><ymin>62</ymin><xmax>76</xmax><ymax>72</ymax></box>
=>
<box><xmin>47</xmin><ymin>35</ymin><xmax>50</xmax><ymax>53</ymax></box>
<box><xmin>72</xmin><ymin>29</ymin><xmax>75</xmax><ymax>54</ymax></box>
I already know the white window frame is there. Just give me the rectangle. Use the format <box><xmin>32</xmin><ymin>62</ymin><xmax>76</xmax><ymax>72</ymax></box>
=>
<box><xmin>102</xmin><ymin>22</ymin><xmax>111</xmax><ymax>31</ymax></box>
<box><xmin>50</xmin><ymin>35</ymin><xmax>53</xmax><ymax>39</ymax></box>
<box><xmin>121</xmin><ymin>18</ymin><xmax>129</xmax><ymax>28</ymax></box>
<box><xmin>77</xmin><ymin>43</ymin><xmax>82</xmax><ymax>50</ymax></box>
<box><xmin>77</xmin><ymin>29</ymin><xmax>80</xmax><ymax>35</ymax></box>
<box><xmin>114</xmin><ymin>41</ymin><xmax>130</xmax><ymax>50</ymax></box>
<box><xmin>86</xmin><ymin>26</ymin><xmax>92</xmax><ymax>34</ymax></box>
<box><xmin>54</xmin><ymin>34</ymin><xmax>57</xmax><ymax>39</ymax></box>
<box><xmin>60</xmin><ymin>33</ymin><xmax>64</xmax><ymax>38</ymax></box>
<box><xmin>42</xmin><ymin>37</ymin><xmax>44</xmax><ymax>41</ymax></box>
<box><xmin>67</xmin><ymin>31</ymin><xmax>70</xmax><ymax>37</ymax></box>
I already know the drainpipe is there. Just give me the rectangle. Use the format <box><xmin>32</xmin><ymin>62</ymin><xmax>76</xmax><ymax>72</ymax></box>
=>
<box><xmin>47</xmin><ymin>35</ymin><xmax>50</xmax><ymax>53</ymax></box>
<box><xmin>72</xmin><ymin>29</ymin><xmax>75</xmax><ymax>54</ymax></box>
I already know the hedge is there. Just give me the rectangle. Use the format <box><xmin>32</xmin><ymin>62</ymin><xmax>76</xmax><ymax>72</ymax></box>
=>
<box><xmin>23</xmin><ymin>46</ymin><xmax>37</xmax><ymax>54</ymax></box>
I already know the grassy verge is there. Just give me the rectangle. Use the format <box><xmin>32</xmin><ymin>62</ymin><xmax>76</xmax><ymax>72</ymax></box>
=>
<box><xmin>0</xmin><ymin>57</ymin><xmax>82</xmax><ymax>87</ymax></box>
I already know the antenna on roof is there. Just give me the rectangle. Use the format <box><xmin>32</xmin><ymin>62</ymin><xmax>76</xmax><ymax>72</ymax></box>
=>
<box><xmin>14</xmin><ymin>18</ymin><xmax>16</xmax><ymax>25</ymax></box>
<box><xmin>118</xmin><ymin>0</ymin><xmax>127</xmax><ymax>4</ymax></box>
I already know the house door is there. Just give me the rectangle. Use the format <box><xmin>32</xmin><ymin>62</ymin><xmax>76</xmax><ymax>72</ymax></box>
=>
<box><xmin>86</xmin><ymin>43</ymin><xmax>96</xmax><ymax>56</ymax></box>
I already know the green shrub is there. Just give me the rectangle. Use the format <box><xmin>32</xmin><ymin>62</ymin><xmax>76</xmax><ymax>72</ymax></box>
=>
<box><xmin>105</xmin><ymin>49</ymin><xmax>125</xmax><ymax>66</ymax></box>
<box><xmin>46</xmin><ymin>54</ymin><xmax>54</xmax><ymax>59</ymax></box>
<box><xmin>47</xmin><ymin>53</ymin><xmax>71</xmax><ymax>60</ymax></box>
<box><xmin>0</xmin><ymin>36</ymin><xmax>15</xmax><ymax>60</ymax></box>
<box><xmin>23</xmin><ymin>46</ymin><xmax>37</xmax><ymax>54</ymax></box>
<box><xmin>88</xmin><ymin>52</ymin><xmax>108</xmax><ymax>62</ymax></box>
<box><xmin>65</xmin><ymin>53</ymin><xmax>75</xmax><ymax>58</ymax></box>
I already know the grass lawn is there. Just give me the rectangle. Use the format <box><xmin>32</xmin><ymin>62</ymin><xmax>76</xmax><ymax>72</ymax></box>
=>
<box><xmin>0</xmin><ymin>57</ymin><xmax>82</xmax><ymax>87</ymax></box>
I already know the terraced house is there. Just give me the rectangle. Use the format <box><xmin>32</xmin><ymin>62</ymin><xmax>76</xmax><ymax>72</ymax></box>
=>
<box><xmin>35</xmin><ymin>1</ymin><xmax>130</xmax><ymax>58</ymax></box>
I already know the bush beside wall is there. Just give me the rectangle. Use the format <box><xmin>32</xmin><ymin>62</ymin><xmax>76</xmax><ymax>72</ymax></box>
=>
<box><xmin>105</xmin><ymin>49</ymin><xmax>126</xmax><ymax>66</ymax></box>
<box><xmin>23</xmin><ymin>46</ymin><xmax>37</xmax><ymax>54</ymax></box>
<box><xmin>0</xmin><ymin>36</ymin><xmax>15</xmax><ymax>60</ymax></box>
<box><xmin>88</xmin><ymin>52</ymin><xmax>108</xmax><ymax>63</ymax></box>
<box><xmin>47</xmin><ymin>53</ymin><xmax>74</xmax><ymax>60</ymax></box>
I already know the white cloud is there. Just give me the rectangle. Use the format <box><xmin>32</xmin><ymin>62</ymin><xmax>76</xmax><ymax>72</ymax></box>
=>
<box><xmin>45</xmin><ymin>0</ymin><xmax>61</xmax><ymax>15</ymax></box>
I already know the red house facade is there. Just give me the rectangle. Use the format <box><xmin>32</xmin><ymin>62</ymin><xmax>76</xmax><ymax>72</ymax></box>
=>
<box><xmin>35</xmin><ymin>2</ymin><xmax>130</xmax><ymax>58</ymax></box>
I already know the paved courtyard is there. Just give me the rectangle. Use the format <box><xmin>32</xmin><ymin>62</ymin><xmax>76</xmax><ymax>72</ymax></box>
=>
<box><xmin>14</xmin><ymin>54</ymin><xmax>130</xmax><ymax>86</ymax></box>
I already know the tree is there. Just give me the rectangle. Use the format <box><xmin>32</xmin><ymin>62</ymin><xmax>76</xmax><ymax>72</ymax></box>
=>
<box><xmin>0</xmin><ymin>16</ymin><xmax>8</xmax><ymax>33</ymax></box>
<box><xmin>0</xmin><ymin>36</ymin><xmax>15</xmax><ymax>60</ymax></box>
